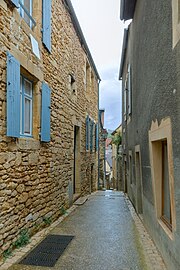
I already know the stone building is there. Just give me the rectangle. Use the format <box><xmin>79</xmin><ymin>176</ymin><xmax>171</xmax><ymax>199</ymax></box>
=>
<box><xmin>0</xmin><ymin>0</ymin><xmax>100</xmax><ymax>259</ymax></box>
<box><xmin>111</xmin><ymin>125</ymin><xmax>122</xmax><ymax>190</ymax></box>
<box><xmin>119</xmin><ymin>0</ymin><xmax>180</xmax><ymax>269</ymax></box>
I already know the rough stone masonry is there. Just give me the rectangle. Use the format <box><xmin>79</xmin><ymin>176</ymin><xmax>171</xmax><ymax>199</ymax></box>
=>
<box><xmin>0</xmin><ymin>0</ymin><xmax>100</xmax><ymax>260</ymax></box>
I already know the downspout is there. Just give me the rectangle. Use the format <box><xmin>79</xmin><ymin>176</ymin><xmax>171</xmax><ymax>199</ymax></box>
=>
<box><xmin>98</xmin><ymin>80</ymin><xmax>100</xmax><ymax>189</ymax></box>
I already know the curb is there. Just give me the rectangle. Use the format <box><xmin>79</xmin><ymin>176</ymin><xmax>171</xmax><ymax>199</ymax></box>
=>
<box><xmin>0</xmin><ymin>204</ymin><xmax>78</xmax><ymax>270</ymax></box>
<box><xmin>124</xmin><ymin>195</ymin><xmax>167</xmax><ymax>270</ymax></box>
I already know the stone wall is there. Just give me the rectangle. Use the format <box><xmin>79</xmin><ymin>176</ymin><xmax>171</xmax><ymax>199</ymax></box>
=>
<box><xmin>0</xmin><ymin>0</ymin><xmax>99</xmax><ymax>259</ymax></box>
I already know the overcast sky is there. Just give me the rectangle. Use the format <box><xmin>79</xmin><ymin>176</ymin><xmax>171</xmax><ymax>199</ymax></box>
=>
<box><xmin>71</xmin><ymin>0</ymin><xmax>126</xmax><ymax>131</ymax></box>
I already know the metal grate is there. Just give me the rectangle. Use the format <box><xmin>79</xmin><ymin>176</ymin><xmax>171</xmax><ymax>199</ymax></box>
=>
<box><xmin>19</xmin><ymin>234</ymin><xmax>74</xmax><ymax>267</ymax></box>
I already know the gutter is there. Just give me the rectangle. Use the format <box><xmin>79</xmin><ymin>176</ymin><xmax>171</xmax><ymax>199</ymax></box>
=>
<box><xmin>63</xmin><ymin>0</ymin><xmax>101</xmax><ymax>81</ymax></box>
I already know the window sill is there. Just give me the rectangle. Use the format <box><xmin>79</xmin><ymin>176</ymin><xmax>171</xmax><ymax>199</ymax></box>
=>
<box><xmin>17</xmin><ymin>137</ymin><xmax>40</xmax><ymax>150</ymax></box>
<box><xmin>158</xmin><ymin>218</ymin><xmax>174</xmax><ymax>240</ymax></box>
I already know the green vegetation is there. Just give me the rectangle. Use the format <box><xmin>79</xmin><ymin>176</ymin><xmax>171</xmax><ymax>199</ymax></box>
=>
<box><xmin>43</xmin><ymin>216</ymin><xmax>52</xmax><ymax>225</ymax></box>
<box><xmin>60</xmin><ymin>206</ymin><xmax>67</xmax><ymax>215</ymax></box>
<box><xmin>111</xmin><ymin>133</ymin><xmax>122</xmax><ymax>146</ymax></box>
<box><xmin>13</xmin><ymin>228</ymin><xmax>30</xmax><ymax>249</ymax></box>
<box><xmin>3</xmin><ymin>248</ymin><xmax>12</xmax><ymax>259</ymax></box>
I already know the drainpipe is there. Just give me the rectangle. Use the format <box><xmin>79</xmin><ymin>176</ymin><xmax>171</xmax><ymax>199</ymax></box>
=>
<box><xmin>98</xmin><ymin>80</ymin><xmax>100</xmax><ymax>190</ymax></box>
<box><xmin>103</xmin><ymin>141</ymin><xmax>106</xmax><ymax>189</ymax></box>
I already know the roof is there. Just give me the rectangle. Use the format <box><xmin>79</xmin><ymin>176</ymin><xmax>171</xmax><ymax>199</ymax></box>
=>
<box><xmin>111</xmin><ymin>124</ymin><xmax>122</xmax><ymax>135</ymax></box>
<box><xmin>63</xmin><ymin>0</ymin><xmax>101</xmax><ymax>81</ymax></box>
<box><xmin>120</xmin><ymin>0</ymin><xmax>137</xmax><ymax>21</ymax></box>
<box><xmin>119</xmin><ymin>28</ymin><xmax>129</xmax><ymax>80</ymax></box>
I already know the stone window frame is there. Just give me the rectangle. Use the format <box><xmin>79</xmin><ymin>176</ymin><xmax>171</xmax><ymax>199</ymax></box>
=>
<box><xmin>149</xmin><ymin>118</ymin><xmax>176</xmax><ymax>239</ymax></box>
<box><xmin>172</xmin><ymin>0</ymin><xmax>180</xmax><ymax>47</ymax></box>
<box><xmin>10</xmin><ymin>47</ymin><xmax>43</xmax><ymax>145</ymax></box>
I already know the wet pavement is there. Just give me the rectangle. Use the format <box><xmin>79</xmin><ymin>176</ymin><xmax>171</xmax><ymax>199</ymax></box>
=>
<box><xmin>3</xmin><ymin>191</ymin><xmax>166</xmax><ymax>270</ymax></box>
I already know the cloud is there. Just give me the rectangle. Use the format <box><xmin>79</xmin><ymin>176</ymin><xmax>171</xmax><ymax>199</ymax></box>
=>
<box><xmin>99</xmin><ymin>67</ymin><xmax>122</xmax><ymax>130</ymax></box>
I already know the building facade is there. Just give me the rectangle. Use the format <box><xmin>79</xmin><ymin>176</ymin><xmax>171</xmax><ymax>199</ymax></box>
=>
<box><xmin>0</xmin><ymin>0</ymin><xmax>100</xmax><ymax>259</ymax></box>
<box><xmin>120</xmin><ymin>0</ymin><xmax>180</xmax><ymax>269</ymax></box>
<box><xmin>111</xmin><ymin>125</ymin><xmax>122</xmax><ymax>190</ymax></box>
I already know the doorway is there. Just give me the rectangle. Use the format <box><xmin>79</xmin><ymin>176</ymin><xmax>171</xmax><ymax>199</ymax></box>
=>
<box><xmin>135</xmin><ymin>147</ymin><xmax>143</xmax><ymax>214</ymax></box>
<box><xmin>124</xmin><ymin>159</ymin><xmax>127</xmax><ymax>193</ymax></box>
<box><xmin>73</xmin><ymin>126</ymin><xmax>81</xmax><ymax>194</ymax></box>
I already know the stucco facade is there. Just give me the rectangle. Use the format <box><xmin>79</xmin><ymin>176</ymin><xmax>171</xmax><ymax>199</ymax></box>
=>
<box><xmin>120</xmin><ymin>0</ymin><xmax>180</xmax><ymax>269</ymax></box>
<box><xmin>0</xmin><ymin>0</ymin><xmax>99</xmax><ymax>260</ymax></box>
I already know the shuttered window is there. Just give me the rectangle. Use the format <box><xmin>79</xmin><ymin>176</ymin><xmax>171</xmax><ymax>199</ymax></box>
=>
<box><xmin>41</xmin><ymin>82</ymin><xmax>51</xmax><ymax>142</ymax></box>
<box><xmin>10</xmin><ymin>0</ymin><xmax>19</xmax><ymax>7</ymax></box>
<box><xmin>42</xmin><ymin>0</ymin><xmax>52</xmax><ymax>52</ymax></box>
<box><xmin>90</xmin><ymin>120</ymin><xmax>94</xmax><ymax>152</ymax></box>
<box><xmin>6</xmin><ymin>52</ymin><xmax>20</xmax><ymax>138</ymax></box>
<box><xmin>95</xmin><ymin>123</ymin><xmax>98</xmax><ymax>152</ymax></box>
<box><xmin>86</xmin><ymin>115</ymin><xmax>89</xmax><ymax>150</ymax></box>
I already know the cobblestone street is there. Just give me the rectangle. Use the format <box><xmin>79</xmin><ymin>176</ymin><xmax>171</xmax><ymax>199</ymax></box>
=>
<box><xmin>1</xmin><ymin>191</ymin><xmax>167</xmax><ymax>270</ymax></box>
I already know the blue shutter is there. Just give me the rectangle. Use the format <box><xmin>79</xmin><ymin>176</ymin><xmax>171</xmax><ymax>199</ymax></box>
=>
<box><xmin>95</xmin><ymin>123</ymin><xmax>98</xmax><ymax>151</ymax></box>
<box><xmin>10</xmin><ymin>0</ymin><xmax>19</xmax><ymax>7</ymax></box>
<box><xmin>6</xmin><ymin>52</ymin><xmax>20</xmax><ymax>138</ymax></box>
<box><xmin>90</xmin><ymin>120</ymin><xmax>94</xmax><ymax>152</ymax></box>
<box><xmin>42</xmin><ymin>0</ymin><xmax>52</xmax><ymax>52</ymax></box>
<box><xmin>41</xmin><ymin>82</ymin><xmax>51</xmax><ymax>142</ymax></box>
<box><xmin>86</xmin><ymin>115</ymin><xmax>89</xmax><ymax>150</ymax></box>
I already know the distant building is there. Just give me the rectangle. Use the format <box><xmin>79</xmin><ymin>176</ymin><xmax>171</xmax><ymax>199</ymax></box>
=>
<box><xmin>111</xmin><ymin>125</ymin><xmax>122</xmax><ymax>190</ymax></box>
<box><xmin>119</xmin><ymin>0</ymin><xmax>180</xmax><ymax>269</ymax></box>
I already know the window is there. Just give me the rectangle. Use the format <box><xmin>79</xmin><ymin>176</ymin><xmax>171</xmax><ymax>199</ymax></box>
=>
<box><xmin>149</xmin><ymin>118</ymin><xmax>176</xmax><ymax>237</ymax></box>
<box><xmin>19</xmin><ymin>0</ymin><xmax>35</xmax><ymax>28</ymax></box>
<box><xmin>6</xmin><ymin>52</ymin><xmax>51</xmax><ymax>142</ymax></box>
<box><xmin>86</xmin><ymin>61</ymin><xmax>90</xmax><ymax>92</ymax></box>
<box><xmin>69</xmin><ymin>74</ymin><xmax>76</xmax><ymax>94</ymax></box>
<box><xmin>161</xmin><ymin>140</ymin><xmax>172</xmax><ymax>230</ymax></box>
<box><xmin>20</xmin><ymin>75</ymin><xmax>33</xmax><ymax>136</ymax></box>
<box><xmin>172</xmin><ymin>0</ymin><xmax>180</xmax><ymax>47</ymax></box>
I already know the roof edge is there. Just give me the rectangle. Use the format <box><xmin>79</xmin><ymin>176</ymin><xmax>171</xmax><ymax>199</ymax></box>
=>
<box><xmin>119</xmin><ymin>28</ymin><xmax>129</xmax><ymax>80</ymax></box>
<box><xmin>120</xmin><ymin>0</ymin><xmax>137</xmax><ymax>21</ymax></box>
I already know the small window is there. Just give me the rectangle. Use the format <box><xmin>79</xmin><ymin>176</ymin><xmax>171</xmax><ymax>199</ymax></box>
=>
<box><xmin>86</xmin><ymin>61</ymin><xmax>90</xmax><ymax>92</ymax></box>
<box><xmin>149</xmin><ymin>118</ymin><xmax>176</xmax><ymax>237</ymax></box>
<box><xmin>19</xmin><ymin>0</ymin><xmax>36</xmax><ymax>28</ymax></box>
<box><xmin>20</xmin><ymin>75</ymin><xmax>33</xmax><ymax>136</ymax></box>
<box><xmin>161</xmin><ymin>140</ymin><xmax>172</xmax><ymax>230</ymax></box>
<box><xmin>69</xmin><ymin>74</ymin><xmax>76</xmax><ymax>94</ymax></box>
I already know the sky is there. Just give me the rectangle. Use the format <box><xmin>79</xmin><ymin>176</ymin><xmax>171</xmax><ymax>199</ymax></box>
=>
<box><xmin>71</xmin><ymin>0</ymin><xmax>127</xmax><ymax>131</ymax></box>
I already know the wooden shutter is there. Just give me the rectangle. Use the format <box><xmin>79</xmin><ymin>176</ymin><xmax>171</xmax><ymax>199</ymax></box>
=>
<box><xmin>42</xmin><ymin>0</ymin><xmax>52</xmax><ymax>52</ymax></box>
<box><xmin>10</xmin><ymin>0</ymin><xmax>19</xmax><ymax>7</ymax></box>
<box><xmin>41</xmin><ymin>82</ymin><xmax>51</xmax><ymax>142</ymax></box>
<box><xmin>86</xmin><ymin>115</ymin><xmax>89</xmax><ymax>150</ymax></box>
<box><xmin>6</xmin><ymin>52</ymin><xmax>20</xmax><ymax>137</ymax></box>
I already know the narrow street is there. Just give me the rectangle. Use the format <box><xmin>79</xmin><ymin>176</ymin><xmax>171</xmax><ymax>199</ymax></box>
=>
<box><xmin>3</xmin><ymin>191</ymin><xmax>166</xmax><ymax>270</ymax></box>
